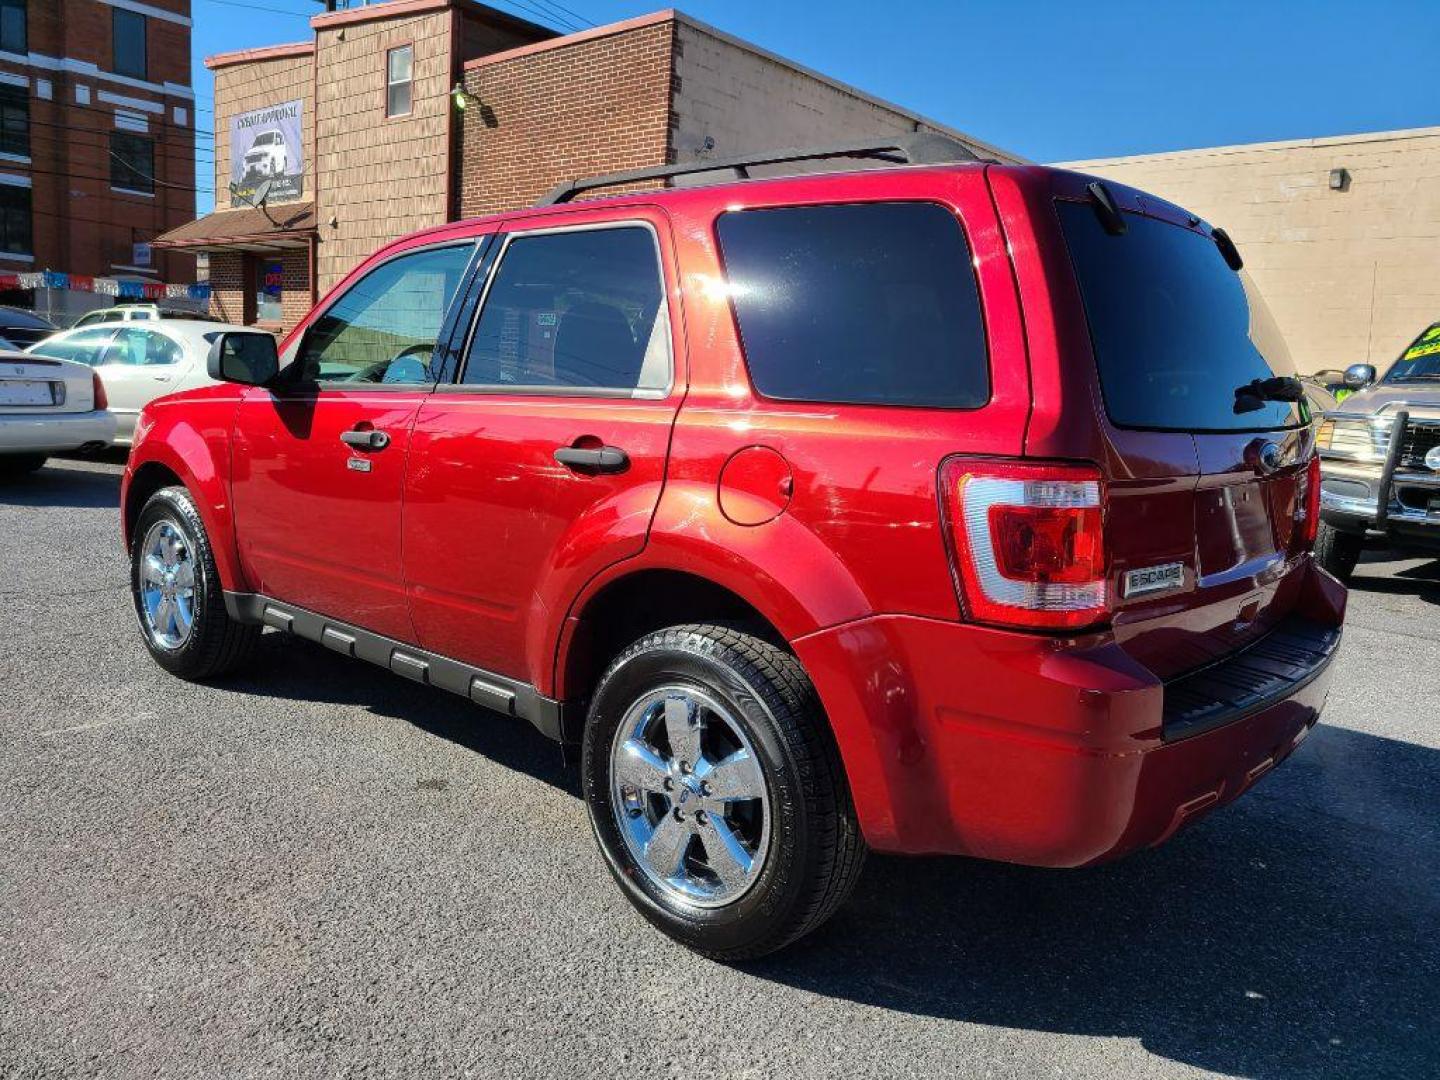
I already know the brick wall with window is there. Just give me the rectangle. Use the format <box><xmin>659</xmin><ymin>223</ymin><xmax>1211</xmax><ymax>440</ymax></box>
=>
<box><xmin>0</xmin><ymin>0</ymin><xmax>196</xmax><ymax>284</ymax></box>
<box><xmin>208</xmin><ymin>246</ymin><xmax>308</xmax><ymax>335</ymax></box>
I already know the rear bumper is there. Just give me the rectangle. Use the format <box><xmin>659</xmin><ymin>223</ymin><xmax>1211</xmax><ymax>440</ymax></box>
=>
<box><xmin>793</xmin><ymin>559</ymin><xmax>1346</xmax><ymax>867</ymax></box>
<box><xmin>0</xmin><ymin>409</ymin><xmax>116</xmax><ymax>453</ymax></box>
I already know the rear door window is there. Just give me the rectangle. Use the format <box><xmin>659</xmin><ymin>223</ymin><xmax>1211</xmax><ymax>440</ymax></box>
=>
<box><xmin>460</xmin><ymin>225</ymin><xmax>670</xmax><ymax>395</ymax></box>
<box><xmin>1056</xmin><ymin>200</ymin><xmax>1302</xmax><ymax>432</ymax></box>
<box><xmin>715</xmin><ymin>202</ymin><xmax>989</xmax><ymax>408</ymax></box>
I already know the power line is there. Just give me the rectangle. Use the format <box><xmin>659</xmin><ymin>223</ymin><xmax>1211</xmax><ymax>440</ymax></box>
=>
<box><xmin>526</xmin><ymin>0</ymin><xmax>597</xmax><ymax>30</ymax></box>
<box><xmin>485</xmin><ymin>0</ymin><xmax>584</xmax><ymax>32</ymax></box>
<box><xmin>199</xmin><ymin>0</ymin><xmax>316</xmax><ymax>17</ymax></box>
<box><xmin>0</xmin><ymin>156</ymin><xmax>214</xmax><ymax>192</ymax></box>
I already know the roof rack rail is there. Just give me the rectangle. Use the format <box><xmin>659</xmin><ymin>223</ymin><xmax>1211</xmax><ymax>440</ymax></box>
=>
<box><xmin>536</xmin><ymin>133</ymin><xmax>981</xmax><ymax>206</ymax></box>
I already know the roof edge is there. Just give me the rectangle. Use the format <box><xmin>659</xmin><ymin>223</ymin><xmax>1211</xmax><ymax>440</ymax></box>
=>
<box><xmin>670</xmin><ymin>11</ymin><xmax>1023</xmax><ymax>164</ymax></box>
<box><xmin>313</xmin><ymin>0</ymin><xmax>552</xmax><ymax>39</ymax></box>
<box><xmin>461</xmin><ymin>8</ymin><xmax>1022</xmax><ymax>164</ymax></box>
<box><xmin>205</xmin><ymin>41</ymin><xmax>314</xmax><ymax>70</ymax></box>
<box><xmin>464</xmin><ymin>9</ymin><xmax>676</xmax><ymax>70</ymax></box>
<box><xmin>1056</xmin><ymin>124</ymin><xmax>1440</xmax><ymax>168</ymax></box>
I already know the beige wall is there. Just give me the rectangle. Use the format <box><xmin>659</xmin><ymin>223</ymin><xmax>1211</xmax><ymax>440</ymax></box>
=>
<box><xmin>1060</xmin><ymin>127</ymin><xmax>1440</xmax><ymax>376</ymax></box>
<box><xmin>670</xmin><ymin>18</ymin><xmax>1021</xmax><ymax>169</ymax></box>
<box><xmin>212</xmin><ymin>52</ymin><xmax>315</xmax><ymax>210</ymax></box>
<box><xmin>313</xmin><ymin>10</ymin><xmax>455</xmax><ymax>293</ymax></box>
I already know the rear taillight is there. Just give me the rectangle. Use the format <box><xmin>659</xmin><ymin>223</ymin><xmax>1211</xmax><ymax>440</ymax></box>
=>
<box><xmin>941</xmin><ymin>459</ymin><xmax>1109</xmax><ymax>630</ymax></box>
<box><xmin>91</xmin><ymin>371</ymin><xmax>108</xmax><ymax>410</ymax></box>
<box><xmin>1298</xmin><ymin>452</ymin><xmax>1321</xmax><ymax>550</ymax></box>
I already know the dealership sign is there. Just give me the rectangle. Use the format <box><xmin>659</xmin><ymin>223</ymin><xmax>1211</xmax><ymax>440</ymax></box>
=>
<box><xmin>230</xmin><ymin>99</ymin><xmax>303</xmax><ymax>205</ymax></box>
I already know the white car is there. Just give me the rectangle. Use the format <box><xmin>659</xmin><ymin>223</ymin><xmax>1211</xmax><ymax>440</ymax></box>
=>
<box><xmin>243</xmin><ymin>130</ymin><xmax>288</xmax><ymax>179</ymax></box>
<box><xmin>0</xmin><ymin>348</ymin><xmax>116</xmax><ymax>474</ymax></box>
<box><xmin>72</xmin><ymin>304</ymin><xmax>214</xmax><ymax>329</ymax></box>
<box><xmin>26</xmin><ymin>320</ymin><xmax>239</xmax><ymax>445</ymax></box>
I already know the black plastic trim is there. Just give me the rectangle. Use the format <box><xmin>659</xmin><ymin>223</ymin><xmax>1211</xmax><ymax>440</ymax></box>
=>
<box><xmin>537</xmin><ymin>134</ymin><xmax>979</xmax><ymax>205</ymax></box>
<box><xmin>1161</xmin><ymin>615</ymin><xmax>1341</xmax><ymax>743</ymax></box>
<box><xmin>224</xmin><ymin>591</ymin><xmax>560</xmax><ymax>741</ymax></box>
<box><xmin>1375</xmin><ymin>410</ymin><xmax>1410</xmax><ymax>531</ymax></box>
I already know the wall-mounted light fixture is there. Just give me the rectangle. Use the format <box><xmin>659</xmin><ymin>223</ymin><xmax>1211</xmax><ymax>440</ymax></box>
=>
<box><xmin>451</xmin><ymin>82</ymin><xmax>479</xmax><ymax>111</ymax></box>
<box><xmin>1329</xmin><ymin>167</ymin><xmax>1350</xmax><ymax>191</ymax></box>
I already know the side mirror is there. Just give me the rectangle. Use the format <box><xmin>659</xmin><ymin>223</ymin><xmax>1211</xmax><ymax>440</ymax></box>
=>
<box><xmin>207</xmin><ymin>332</ymin><xmax>279</xmax><ymax>387</ymax></box>
<box><xmin>1343</xmin><ymin>363</ymin><xmax>1377</xmax><ymax>389</ymax></box>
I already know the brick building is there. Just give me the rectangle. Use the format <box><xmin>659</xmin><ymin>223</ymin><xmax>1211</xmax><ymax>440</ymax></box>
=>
<box><xmin>1061</xmin><ymin>127</ymin><xmax>1440</xmax><ymax>376</ymax></box>
<box><xmin>0</xmin><ymin>0</ymin><xmax>196</xmax><ymax>318</ymax></box>
<box><xmin>155</xmin><ymin>0</ymin><xmax>1018</xmax><ymax>334</ymax></box>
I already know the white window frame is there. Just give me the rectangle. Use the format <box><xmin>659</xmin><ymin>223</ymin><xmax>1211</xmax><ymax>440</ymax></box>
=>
<box><xmin>385</xmin><ymin>44</ymin><xmax>413</xmax><ymax>119</ymax></box>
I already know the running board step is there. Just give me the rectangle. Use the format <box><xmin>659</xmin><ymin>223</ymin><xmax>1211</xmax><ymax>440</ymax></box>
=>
<box><xmin>224</xmin><ymin>591</ymin><xmax>560</xmax><ymax>741</ymax></box>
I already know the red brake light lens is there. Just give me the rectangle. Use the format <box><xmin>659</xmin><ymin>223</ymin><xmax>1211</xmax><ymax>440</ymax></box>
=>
<box><xmin>942</xmin><ymin>459</ymin><xmax>1109</xmax><ymax>630</ymax></box>
<box><xmin>1298</xmin><ymin>452</ymin><xmax>1321</xmax><ymax>549</ymax></box>
<box><xmin>91</xmin><ymin>370</ymin><xmax>108</xmax><ymax>411</ymax></box>
<box><xmin>987</xmin><ymin>504</ymin><xmax>1105</xmax><ymax>584</ymax></box>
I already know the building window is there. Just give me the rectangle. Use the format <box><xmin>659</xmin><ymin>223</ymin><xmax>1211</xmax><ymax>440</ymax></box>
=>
<box><xmin>0</xmin><ymin>183</ymin><xmax>31</xmax><ymax>255</ymax></box>
<box><xmin>0</xmin><ymin>0</ymin><xmax>25</xmax><ymax>55</ymax></box>
<box><xmin>385</xmin><ymin>45</ymin><xmax>412</xmax><ymax>117</ymax></box>
<box><xmin>110</xmin><ymin>131</ymin><xmax>155</xmax><ymax>194</ymax></box>
<box><xmin>256</xmin><ymin>258</ymin><xmax>283</xmax><ymax>324</ymax></box>
<box><xmin>0</xmin><ymin>82</ymin><xmax>27</xmax><ymax>158</ymax></box>
<box><xmin>112</xmin><ymin>8</ymin><xmax>147</xmax><ymax>80</ymax></box>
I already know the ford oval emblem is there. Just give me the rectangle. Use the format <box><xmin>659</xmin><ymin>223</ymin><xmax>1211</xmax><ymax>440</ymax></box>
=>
<box><xmin>1427</xmin><ymin>445</ymin><xmax>1440</xmax><ymax>472</ymax></box>
<box><xmin>1246</xmin><ymin>439</ymin><xmax>1283</xmax><ymax>475</ymax></box>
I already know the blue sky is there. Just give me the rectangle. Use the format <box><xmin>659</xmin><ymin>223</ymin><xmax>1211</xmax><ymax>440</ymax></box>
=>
<box><xmin>190</xmin><ymin>0</ymin><xmax>1439</xmax><ymax>213</ymax></box>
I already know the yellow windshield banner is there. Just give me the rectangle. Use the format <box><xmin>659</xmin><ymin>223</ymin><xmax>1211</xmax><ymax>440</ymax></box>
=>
<box><xmin>1403</xmin><ymin>324</ymin><xmax>1440</xmax><ymax>361</ymax></box>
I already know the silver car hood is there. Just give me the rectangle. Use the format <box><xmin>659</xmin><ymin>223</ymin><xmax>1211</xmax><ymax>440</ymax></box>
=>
<box><xmin>1335</xmin><ymin>383</ymin><xmax>1440</xmax><ymax>421</ymax></box>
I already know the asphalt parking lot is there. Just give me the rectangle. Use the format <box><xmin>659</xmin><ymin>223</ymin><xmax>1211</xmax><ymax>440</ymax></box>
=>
<box><xmin>1</xmin><ymin>455</ymin><xmax>1437</xmax><ymax>1080</ymax></box>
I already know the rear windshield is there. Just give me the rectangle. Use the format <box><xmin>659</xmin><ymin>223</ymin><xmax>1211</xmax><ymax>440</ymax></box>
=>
<box><xmin>715</xmin><ymin>202</ymin><xmax>989</xmax><ymax>409</ymax></box>
<box><xmin>1057</xmin><ymin>200</ymin><xmax>1302</xmax><ymax>432</ymax></box>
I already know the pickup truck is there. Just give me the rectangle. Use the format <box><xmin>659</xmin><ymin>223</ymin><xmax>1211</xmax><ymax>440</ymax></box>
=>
<box><xmin>1314</xmin><ymin>321</ymin><xmax>1440</xmax><ymax>580</ymax></box>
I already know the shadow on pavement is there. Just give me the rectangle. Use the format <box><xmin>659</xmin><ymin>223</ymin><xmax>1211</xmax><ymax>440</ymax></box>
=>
<box><xmin>1349</xmin><ymin>554</ymin><xmax>1440</xmax><ymax>603</ymax></box>
<box><xmin>223</xmin><ymin>623</ymin><xmax>1439</xmax><ymax>1077</ymax></box>
<box><xmin>221</xmin><ymin>630</ymin><xmax>576</xmax><ymax>796</ymax></box>
<box><xmin>746</xmin><ymin>722</ymin><xmax>1439</xmax><ymax>1079</ymax></box>
<box><xmin>0</xmin><ymin>457</ymin><xmax>122</xmax><ymax>510</ymax></box>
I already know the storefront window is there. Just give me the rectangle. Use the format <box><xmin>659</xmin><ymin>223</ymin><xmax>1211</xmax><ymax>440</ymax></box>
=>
<box><xmin>256</xmin><ymin>259</ymin><xmax>283</xmax><ymax>324</ymax></box>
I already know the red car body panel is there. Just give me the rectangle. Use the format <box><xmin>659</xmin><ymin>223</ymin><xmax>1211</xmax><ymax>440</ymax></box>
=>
<box><xmin>230</xmin><ymin>387</ymin><xmax>428</xmax><ymax>642</ymax></box>
<box><xmin>122</xmin><ymin>385</ymin><xmax>247</xmax><ymax>591</ymax></box>
<box><xmin>121</xmin><ymin>160</ymin><xmax>1345</xmax><ymax>867</ymax></box>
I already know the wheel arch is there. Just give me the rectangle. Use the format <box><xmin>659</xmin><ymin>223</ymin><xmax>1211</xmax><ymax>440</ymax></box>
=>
<box><xmin>123</xmin><ymin>460</ymin><xmax>184</xmax><ymax>543</ymax></box>
<box><xmin>122</xmin><ymin>418</ymin><xmax>248</xmax><ymax>593</ymax></box>
<box><xmin>554</xmin><ymin>568</ymin><xmax>793</xmax><ymax>738</ymax></box>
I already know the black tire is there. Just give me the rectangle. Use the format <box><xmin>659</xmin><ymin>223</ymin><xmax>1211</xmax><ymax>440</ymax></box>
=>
<box><xmin>582</xmin><ymin>624</ymin><xmax>865</xmax><ymax>960</ymax></box>
<box><xmin>0</xmin><ymin>454</ymin><xmax>46</xmax><ymax>475</ymax></box>
<box><xmin>130</xmin><ymin>485</ymin><xmax>260</xmax><ymax>679</ymax></box>
<box><xmin>1314</xmin><ymin>520</ymin><xmax>1365</xmax><ymax>582</ymax></box>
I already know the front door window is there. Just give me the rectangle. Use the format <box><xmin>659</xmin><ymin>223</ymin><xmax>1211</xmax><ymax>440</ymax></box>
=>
<box><xmin>294</xmin><ymin>244</ymin><xmax>473</xmax><ymax>386</ymax></box>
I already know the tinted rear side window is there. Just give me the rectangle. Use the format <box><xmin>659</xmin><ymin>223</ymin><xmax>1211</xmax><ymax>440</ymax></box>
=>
<box><xmin>716</xmin><ymin>202</ymin><xmax>988</xmax><ymax>408</ymax></box>
<box><xmin>1057</xmin><ymin>200</ymin><xmax>1301</xmax><ymax>432</ymax></box>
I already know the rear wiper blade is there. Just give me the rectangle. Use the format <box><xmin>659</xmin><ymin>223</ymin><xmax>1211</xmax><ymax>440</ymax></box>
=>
<box><xmin>1234</xmin><ymin>375</ymin><xmax>1304</xmax><ymax>414</ymax></box>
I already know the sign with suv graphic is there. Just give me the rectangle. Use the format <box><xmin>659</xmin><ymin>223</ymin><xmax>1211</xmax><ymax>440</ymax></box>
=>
<box><xmin>229</xmin><ymin>99</ymin><xmax>303</xmax><ymax>205</ymax></box>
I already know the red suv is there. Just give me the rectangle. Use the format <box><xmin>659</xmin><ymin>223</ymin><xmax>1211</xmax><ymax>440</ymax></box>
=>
<box><xmin>121</xmin><ymin>137</ymin><xmax>1345</xmax><ymax>959</ymax></box>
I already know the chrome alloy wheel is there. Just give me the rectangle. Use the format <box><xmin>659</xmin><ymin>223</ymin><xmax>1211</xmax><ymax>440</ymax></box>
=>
<box><xmin>609</xmin><ymin>686</ymin><xmax>771</xmax><ymax>908</ymax></box>
<box><xmin>138</xmin><ymin>519</ymin><xmax>197</xmax><ymax>650</ymax></box>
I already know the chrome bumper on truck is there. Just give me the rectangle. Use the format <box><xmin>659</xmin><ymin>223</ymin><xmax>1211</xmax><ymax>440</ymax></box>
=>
<box><xmin>1321</xmin><ymin>411</ymin><xmax>1440</xmax><ymax>549</ymax></box>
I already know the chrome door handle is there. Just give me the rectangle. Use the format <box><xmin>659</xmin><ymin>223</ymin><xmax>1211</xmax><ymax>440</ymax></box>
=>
<box><xmin>554</xmin><ymin>444</ymin><xmax>629</xmax><ymax>474</ymax></box>
<box><xmin>340</xmin><ymin>429</ymin><xmax>390</xmax><ymax>450</ymax></box>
